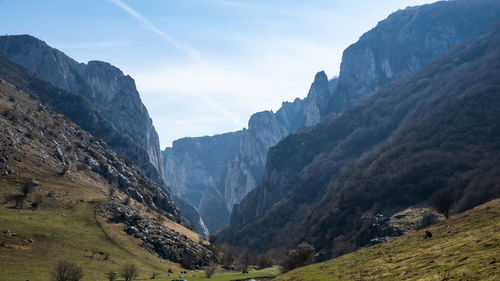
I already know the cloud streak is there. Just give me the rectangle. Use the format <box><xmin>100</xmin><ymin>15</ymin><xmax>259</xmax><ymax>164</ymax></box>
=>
<box><xmin>107</xmin><ymin>0</ymin><xmax>201</xmax><ymax>60</ymax></box>
<box><xmin>54</xmin><ymin>41</ymin><xmax>127</xmax><ymax>49</ymax></box>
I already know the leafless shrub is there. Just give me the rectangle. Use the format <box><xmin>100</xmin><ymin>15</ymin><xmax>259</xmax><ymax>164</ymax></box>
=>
<box><xmin>51</xmin><ymin>260</ymin><xmax>84</xmax><ymax>281</ymax></box>
<box><xmin>20</xmin><ymin>180</ymin><xmax>35</xmax><ymax>196</ymax></box>
<box><xmin>121</xmin><ymin>264</ymin><xmax>138</xmax><ymax>281</ymax></box>
<box><xmin>4</xmin><ymin>193</ymin><xmax>26</xmax><ymax>209</ymax></box>
<box><xmin>418</xmin><ymin>211</ymin><xmax>438</xmax><ymax>229</ymax></box>
<box><xmin>239</xmin><ymin>249</ymin><xmax>250</xmax><ymax>273</ymax></box>
<box><xmin>204</xmin><ymin>263</ymin><xmax>217</xmax><ymax>278</ymax></box>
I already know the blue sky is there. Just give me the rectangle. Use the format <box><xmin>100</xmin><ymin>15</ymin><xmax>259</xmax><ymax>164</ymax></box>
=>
<box><xmin>0</xmin><ymin>0</ymin><xmax>435</xmax><ymax>148</ymax></box>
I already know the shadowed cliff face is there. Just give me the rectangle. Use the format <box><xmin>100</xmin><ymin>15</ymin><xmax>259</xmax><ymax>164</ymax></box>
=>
<box><xmin>0</xmin><ymin>56</ymin><xmax>180</xmax><ymax>222</ymax></box>
<box><xmin>326</xmin><ymin>0</ymin><xmax>500</xmax><ymax>114</ymax></box>
<box><xmin>162</xmin><ymin>72</ymin><xmax>333</xmax><ymax>233</ymax></box>
<box><xmin>220</xmin><ymin>1</ymin><xmax>500</xmax><ymax>257</ymax></box>
<box><xmin>0</xmin><ymin>35</ymin><xmax>164</xmax><ymax>184</ymax></box>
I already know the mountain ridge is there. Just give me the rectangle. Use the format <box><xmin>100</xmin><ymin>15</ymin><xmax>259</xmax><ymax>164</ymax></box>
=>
<box><xmin>0</xmin><ymin>35</ymin><xmax>164</xmax><ymax>184</ymax></box>
<box><xmin>220</xmin><ymin>13</ymin><xmax>500</xmax><ymax>259</ymax></box>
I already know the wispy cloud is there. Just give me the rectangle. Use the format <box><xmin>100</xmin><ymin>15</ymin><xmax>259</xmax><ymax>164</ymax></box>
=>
<box><xmin>107</xmin><ymin>0</ymin><xmax>201</xmax><ymax>60</ymax></box>
<box><xmin>133</xmin><ymin>35</ymin><xmax>341</xmax><ymax>147</ymax></box>
<box><xmin>54</xmin><ymin>41</ymin><xmax>127</xmax><ymax>49</ymax></box>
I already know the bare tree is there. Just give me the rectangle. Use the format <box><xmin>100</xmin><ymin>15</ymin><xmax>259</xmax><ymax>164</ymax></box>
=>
<box><xmin>121</xmin><ymin>264</ymin><xmax>138</xmax><ymax>281</ymax></box>
<box><xmin>240</xmin><ymin>249</ymin><xmax>250</xmax><ymax>273</ymax></box>
<box><xmin>204</xmin><ymin>263</ymin><xmax>217</xmax><ymax>278</ymax></box>
<box><xmin>4</xmin><ymin>193</ymin><xmax>26</xmax><ymax>209</ymax></box>
<box><xmin>52</xmin><ymin>260</ymin><xmax>84</xmax><ymax>281</ymax></box>
<box><xmin>4</xmin><ymin>180</ymin><xmax>37</xmax><ymax>209</ymax></box>
<box><xmin>430</xmin><ymin>189</ymin><xmax>455</xmax><ymax>219</ymax></box>
<box><xmin>257</xmin><ymin>254</ymin><xmax>274</xmax><ymax>269</ymax></box>
<box><xmin>20</xmin><ymin>180</ymin><xmax>35</xmax><ymax>196</ymax></box>
<box><xmin>220</xmin><ymin>244</ymin><xmax>236</xmax><ymax>269</ymax></box>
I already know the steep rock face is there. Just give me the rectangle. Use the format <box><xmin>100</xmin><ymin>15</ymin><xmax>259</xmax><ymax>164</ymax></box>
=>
<box><xmin>226</xmin><ymin>0</ymin><xmax>500</xmax><ymax>236</ymax></box>
<box><xmin>162</xmin><ymin>72</ymin><xmax>332</xmax><ymax>233</ymax></box>
<box><xmin>0</xmin><ymin>62</ymin><xmax>180</xmax><ymax>222</ymax></box>
<box><xmin>0</xmin><ymin>35</ymin><xmax>164</xmax><ymax>184</ymax></box>
<box><xmin>171</xmin><ymin>195</ymin><xmax>210</xmax><ymax>238</ymax></box>
<box><xmin>0</xmin><ymin>56</ymin><xmax>164</xmax><ymax>188</ymax></box>
<box><xmin>220</xmin><ymin>13</ymin><xmax>500</xmax><ymax>258</ymax></box>
<box><xmin>162</xmin><ymin>132</ymin><xmax>243</xmax><ymax>233</ymax></box>
<box><xmin>327</xmin><ymin>0</ymin><xmax>500</xmax><ymax>114</ymax></box>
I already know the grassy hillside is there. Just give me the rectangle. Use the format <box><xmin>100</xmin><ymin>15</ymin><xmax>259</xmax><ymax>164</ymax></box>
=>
<box><xmin>0</xmin><ymin>76</ymin><xmax>278</xmax><ymax>281</ymax></box>
<box><xmin>275</xmin><ymin>198</ymin><xmax>500</xmax><ymax>281</ymax></box>
<box><xmin>0</xmin><ymin>168</ymin><xmax>279</xmax><ymax>281</ymax></box>
<box><xmin>0</xmin><ymin>161</ymin><xmax>181</xmax><ymax>280</ymax></box>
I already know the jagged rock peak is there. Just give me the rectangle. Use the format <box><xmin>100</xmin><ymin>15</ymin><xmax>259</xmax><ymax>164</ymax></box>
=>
<box><xmin>326</xmin><ymin>0</ymin><xmax>500</xmax><ymax>114</ymax></box>
<box><xmin>0</xmin><ymin>34</ymin><xmax>164</xmax><ymax>184</ymax></box>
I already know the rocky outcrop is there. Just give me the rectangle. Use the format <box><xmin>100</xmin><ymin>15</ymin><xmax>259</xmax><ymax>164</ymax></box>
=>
<box><xmin>0</xmin><ymin>35</ymin><xmax>164</xmax><ymax>184</ymax></box>
<box><xmin>162</xmin><ymin>72</ymin><xmax>333</xmax><ymax>233</ymax></box>
<box><xmin>326</xmin><ymin>0</ymin><xmax>500</xmax><ymax>114</ymax></box>
<box><xmin>98</xmin><ymin>201</ymin><xmax>214</xmax><ymax>269</ymax></box>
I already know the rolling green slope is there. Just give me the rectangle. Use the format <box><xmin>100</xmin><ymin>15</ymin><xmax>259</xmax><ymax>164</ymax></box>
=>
<box><xmin>275</xmin><ymin>198</ymin><xmax>500</xmax><ymax>281</ymax></box>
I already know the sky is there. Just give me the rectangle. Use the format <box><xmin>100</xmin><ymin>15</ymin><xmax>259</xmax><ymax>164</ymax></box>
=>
<box><xmin>0</xmin><ymin>0</ymin><xmax>436</xmax><ymax>148</ymax></box>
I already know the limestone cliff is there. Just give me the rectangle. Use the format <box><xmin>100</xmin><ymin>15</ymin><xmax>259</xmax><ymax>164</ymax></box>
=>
<box><xmin>162</xmin><ymin>72</ymin><xmax>333</xmax><ymax>233</ymax></box>
<box><xmin>0</xmin><ymin>35</ymin><xmax>164</xmax><ymax>184</ymax></box>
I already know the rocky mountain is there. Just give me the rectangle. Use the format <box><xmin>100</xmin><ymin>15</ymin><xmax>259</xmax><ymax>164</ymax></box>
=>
<box><xmin>162</xmin><ymin>72</ymin><xmax>332</xmax><ymax>233</ymax></box>
<box><xmin>164</xmin><ymin>0</ymin><xmax>500</xmax><ymax>234</ymax></box>
<box><xmin>220</xmin><ymin>19</ymin><xmax>500</xmax><ymax>260</ymax></box>
<box><xmin>0</xmin><ymin>59</ymin><xmax>216</xmax><ymax>269</ymax></box>
<box><xmin>326</xmin><ymin>0</ymin><xmax>500</xmax><ymax>114</ymax></box>
<box><xmin>0</xmin><ymin>57</ymin><xmax>180</xmax><ymax>222</ymax></box>
<box><xmin>0</xmin><ymin>35</ymin><xmax>164</xmax><ymax>184</ymax></box>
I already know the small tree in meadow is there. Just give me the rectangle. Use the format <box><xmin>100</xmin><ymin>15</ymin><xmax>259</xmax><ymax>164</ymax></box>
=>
<box><xmin>121</xmin><ymin>263</ymin><xmax>138</xmax><ymax>281</ymax></box>
<box><xmin>52</xmin><ymin>260</ymin><xmax>84</xmax><ymax>281</ymax></box>
<box><xmin>430</xmin><ymin>189</ymin><xmax>455</xmax><ymax>219</ymax></box>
